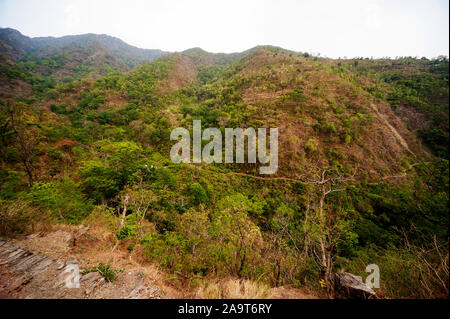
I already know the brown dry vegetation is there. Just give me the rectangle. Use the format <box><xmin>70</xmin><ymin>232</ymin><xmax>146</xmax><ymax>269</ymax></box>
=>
<box><xmin>199</xmin><ymin>49</ymin><xmax>427</xmax><ymax>181</ymax></box>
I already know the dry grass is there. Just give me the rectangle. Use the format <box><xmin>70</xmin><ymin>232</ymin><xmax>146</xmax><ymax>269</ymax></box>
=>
<box><xmin>196</xmin><ymin>278</ymin><xmax>270</xmax><ymax>299</ymax></box>
<box><xmin>0</xmin><ymin>199</ymin><xmax>54</xmax><ymax>236</ymax></box>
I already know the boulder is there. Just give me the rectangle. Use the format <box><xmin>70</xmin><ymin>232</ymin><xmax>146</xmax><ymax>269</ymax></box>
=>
<box><xmin>334</xmin><ymin>272</ymin><xmax>376</xmax><ymax>299</ymax></box>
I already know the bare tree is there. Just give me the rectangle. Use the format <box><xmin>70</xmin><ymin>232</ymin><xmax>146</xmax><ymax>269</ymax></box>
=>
<box><xmin>119</xmin><ymin>174</ymin><xmax>154</xmax><ymax>228</ymax></box>
<box><xmin>301</xmin><ymin>167</ymin><xmax>357</xmax><ymax>297</ymax></box>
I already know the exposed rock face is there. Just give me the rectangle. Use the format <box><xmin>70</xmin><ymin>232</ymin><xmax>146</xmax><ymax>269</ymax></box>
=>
<box><xmin>334</xmin><ymin>272</ymin><xmax>377</xmax><ymax>299</ymax></box>
<box><xmin>0</xmin><ymin>237</ymin><xmax>162</xmax><ymax>299</ymax></box>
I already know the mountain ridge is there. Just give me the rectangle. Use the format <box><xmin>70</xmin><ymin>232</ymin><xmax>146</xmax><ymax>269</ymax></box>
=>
<box><xmin>0</xmin><ymin>27</ymin><xmax>168</xmax><ymax>91</ymax></box>
<box><xmin>0</xmin><ymin>27</ymin><xmax>167</xmax><ymax>61</ymax></box>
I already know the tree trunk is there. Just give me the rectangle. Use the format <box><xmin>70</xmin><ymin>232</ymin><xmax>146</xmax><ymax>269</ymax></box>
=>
<box><xmin>119</xmin><ymin>194</ymin><xmax>129</xmax><ymax>226</ymax></box>
<box><xmin>23</xmin><ymin>159</ymin><xmax>34</xmax><ymax>187</ymax></box>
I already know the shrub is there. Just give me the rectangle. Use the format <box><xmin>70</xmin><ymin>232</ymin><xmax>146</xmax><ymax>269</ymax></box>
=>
<box><xmin>116</xmin><ymin>224</ymin><xmax>138</xmax><ymax>240</ymax></box>
<box><xmin>22</xmin><ymin>178</ymin><xmax>93</xmax><ymax>224</ymax></box>
<box><xmin>323</xmin><ymin>123</ymin><xmax>337</xmax><ymax>134</ymax></box>
<box><xmin>83</xmin><ymin>262</ymin><xmax>123</xmax><ymax>282</ymax></box>
<box><xmin>304</xmin><ymin>138</ymin><xmax>319</xmax><ymax>154</ymax></box>
<box><xmin>50</xmin><ymin>102</ymin><xmax>67</xmax><ymax>114</ymax></box>
<box><xmin>188</xmin><ymin>183</ymin><xmax>207</xmax><ymax>205</ymax></box>
<box><xmin>78</xmin><ymin>91</ymin><xmax>104</xmax><ymax>109</ymax></box>
<box><xmin>293</xmin><ymin>182</ymin><xmax>306</xmax><ymax>194</ymax></box>
<box><xmin>0</xmin><ymin>169</ymin><xmax>26</xmax><ymax>199</ymax></box>
<box><xmin>155</xmin><ymin>169</ymin><xmax>177</xmax><ymax>190</ymax></box>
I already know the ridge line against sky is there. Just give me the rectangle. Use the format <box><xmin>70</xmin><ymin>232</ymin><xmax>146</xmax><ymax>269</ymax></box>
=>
<box><xmin>0</xmin><ymin>0</ymin><xmax>448</xmax><ymax>58</ymax></box>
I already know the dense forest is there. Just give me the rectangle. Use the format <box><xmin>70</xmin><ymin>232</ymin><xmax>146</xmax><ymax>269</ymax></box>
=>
<box><xmin>0</xmin><ymin>28</ymin><xmax>448</xmax><ymax>298</ymax></box>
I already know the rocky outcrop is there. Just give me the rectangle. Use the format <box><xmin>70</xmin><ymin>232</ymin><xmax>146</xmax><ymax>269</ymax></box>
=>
<box><xmin>0</xmin><ymin>238</ymin><xmax>162</xmax><ymax>299</ymax></box>
<box><xmin>333</xmin><ymin>272</ymin><xmax>376</xmax><ymax>299</ymax></box>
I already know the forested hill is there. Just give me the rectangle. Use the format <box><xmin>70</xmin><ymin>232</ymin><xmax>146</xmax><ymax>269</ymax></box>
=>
<box><xmin>0</xmin><ymin>28</ymin><xmax>167</xmax><ymax>97</ymax></box>
<box><xmin>0</xmin><ymin>30</ymin><xmax>448</xmax><ymax>299</ymax></box>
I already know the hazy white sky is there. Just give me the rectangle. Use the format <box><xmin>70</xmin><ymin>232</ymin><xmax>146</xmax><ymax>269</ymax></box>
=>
<box><xmin>0</xmin><ymin>0</ymin><xmax>448</xmax><ymax>58</ymax></box>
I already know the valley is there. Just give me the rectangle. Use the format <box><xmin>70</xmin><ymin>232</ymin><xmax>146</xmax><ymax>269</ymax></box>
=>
<box><xmin>0</xmin><ymin>28</ymin><xmax>448</xmax><ymax>299</ymax></box>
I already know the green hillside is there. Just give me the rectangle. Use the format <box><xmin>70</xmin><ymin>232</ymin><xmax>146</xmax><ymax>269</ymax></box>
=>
<box><xmin>0</xmin><ymin>31</ymin><xmax>448</xmax><ymax>298</ymax></box>
<box><xmin>0</xmin><ymin>28</ymin><xmax>167</xmax><ymax>98</ymax></box>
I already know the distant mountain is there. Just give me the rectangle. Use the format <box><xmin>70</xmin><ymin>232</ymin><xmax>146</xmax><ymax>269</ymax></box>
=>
<box><xmin>181</xmin><ymin>45</ymin><xmax>307</xmax><ymax>68</ymax></box>
<box><xmin>0</xmin><ymin>28</ymin><xmax>34</xmax><ymax>60</ymax></box>
<box><xmin>0</xmin><ymin>28</ymin><xmax>167</xmax><ymax>86</ymax></box>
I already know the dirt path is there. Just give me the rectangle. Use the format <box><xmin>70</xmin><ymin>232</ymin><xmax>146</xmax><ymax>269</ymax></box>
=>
<box><xmin>204</xmin><ymin>168</ymin><xmax>408</xmax><ymax>185</ymax></box>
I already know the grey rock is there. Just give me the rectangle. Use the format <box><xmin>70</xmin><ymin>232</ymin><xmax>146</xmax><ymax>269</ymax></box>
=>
<box><xmin>0</xmin><ymin>246</ymin><xmax>19</xmax><ymax>257</ymax></box>
<box><xmin>15</xmin><ymin>254</ymin><xmax>46</xmax><ymax>271</ymax></box>
<box><xmin>26</xmin><ymin>232</ymin><xmax>42</xmax><ymax>240</ymax></box>
<box><xmin>334</xmin><ymin>272</ymin><xmax>376</xmax><ymax>299</ymax></box>
<box><xmin>0</xmin><ymin>248</ymin><xmax>27</xmax><ymax>265</ymax></box>
<box><xmin>1</xmin><ymin>241</ymin><xmax>165</xmax><ymax>299</ymax></box>
<box><xmin>65</xmin><ymin>258</ymin><xmax>78</xmax><ymax>265</ymax></box>
<box><xmin>127</xmin><ymin>284</ymin><xmax>147</xmax><ymax>299</ymax></box>
<box><xmin>65</xmin><ymin>234</ymin><xmax>75</xmax><ymax>247</ymax></box>
<box><xmin>28</xmin><ymin>257</ymin><xmax>54</xmax><ymax>276</ymax></box>
<box><xmin>6</xmin><ymin>252</ymin><xmax>33</xmax><ymax>266</ymax></box>
<box><xmin>83</xmin><ymin>273</ymin><xmax>104</xmax><ymax>296</ymax></box>
<box><xmin>81</xmin><ymin>272</ymin><xmax>101</xmax><ymax>283</ymax></box>
<box><xmin>149</xmin><ymin>286</ymin><xmax>160</xmax><ymax>297</ymax></box>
